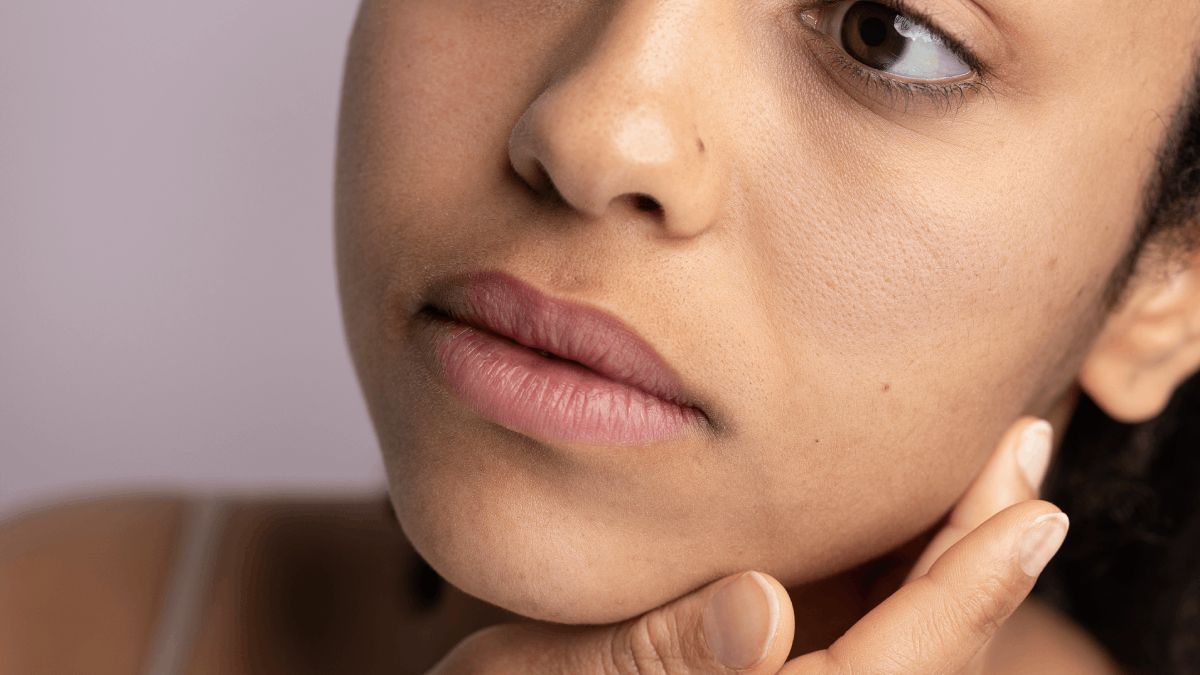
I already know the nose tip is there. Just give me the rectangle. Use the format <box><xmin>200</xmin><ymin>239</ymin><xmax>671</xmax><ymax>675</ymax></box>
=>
<box><xmin>508</xmin><ymin>95</ymin><xmax>723</xmax><ymax>239</ymax></box>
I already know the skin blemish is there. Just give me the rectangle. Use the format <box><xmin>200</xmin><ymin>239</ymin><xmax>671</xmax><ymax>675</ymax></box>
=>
<box><xmin>882</xmin><ymin>383</ymin><xmax>892</xmax><ymax>392</ymax></box>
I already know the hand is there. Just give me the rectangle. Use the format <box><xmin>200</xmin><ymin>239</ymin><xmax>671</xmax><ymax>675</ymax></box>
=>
<box><xmin>427</xmin><ymin>417</ymin><xmax>1067</xmax><ymax>674</ymax></box>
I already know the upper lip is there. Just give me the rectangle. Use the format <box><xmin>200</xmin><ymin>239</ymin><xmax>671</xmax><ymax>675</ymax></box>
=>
<box><xmin>421</xmin><ymin>270</ymin><xmax>707</xmax><ymax>416</ymax></box>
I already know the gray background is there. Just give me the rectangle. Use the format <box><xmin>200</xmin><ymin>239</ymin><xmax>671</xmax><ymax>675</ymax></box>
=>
<box><xmin>0</xmin><ymin>1</ymin><xmax>387</xmax><ymax>518</ymax></box>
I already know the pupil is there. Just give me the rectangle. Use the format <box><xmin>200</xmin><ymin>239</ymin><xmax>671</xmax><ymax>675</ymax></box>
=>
<box><xmin>859</xmin><ymin>17</ymin><xmax>887</xmax><ymax>47</ymax></box>
<box><xmin>841</xmin><ymin>1</ymin><xmax>906</xmax><ymax>71</ymax></box>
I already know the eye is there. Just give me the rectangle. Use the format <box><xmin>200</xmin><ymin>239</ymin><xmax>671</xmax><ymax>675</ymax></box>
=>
<box><xmin>803</xmin><ymin>0</ymin><xmax>973</xmax><ymax>83</ymax></box>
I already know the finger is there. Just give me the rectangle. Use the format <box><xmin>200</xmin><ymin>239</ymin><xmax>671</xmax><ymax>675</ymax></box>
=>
<box><xmin>784</xmin><ymin>500</ymin><xmax>1069</xmax><ymax>675</ymax></box>
<box><xmin>905</xmin><ymin>417</ymin><xmax>1053</xmax><ymax>582</ymax></box>
<box><xmin>957</xmin><ymin>417</ymin><xmax>1054</xmax><ymax>523</ymax></box>
<box><xmin>428</xmin><ymin>570</ymin><xmax>796</xmax><ymax>675</ymax></box>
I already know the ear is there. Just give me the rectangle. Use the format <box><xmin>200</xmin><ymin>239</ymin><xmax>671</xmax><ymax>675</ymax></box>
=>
<box><xmin>1079</xmin><ymin>251</ymin><xmax>1200</xmax><ymax>423</ymax></box>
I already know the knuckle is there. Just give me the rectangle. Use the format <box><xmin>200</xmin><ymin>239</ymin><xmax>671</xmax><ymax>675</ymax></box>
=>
<box><xmin>604</xmin><ymin>610</ymin><xmax>694</xmax><ymax>675</ymax></box>
<box><xmin>872</xmin><ymin>647</ymin><xmax>917</xmax><ymax>675</ymax></box>
<box><xmin>948</xmin><ymin>569</ymin><xmax>1026</xmax><ymax>642</ymax></box>
<box><xmin>890</xmin><ymin>568</ymin><xmax>1026</xmax><ymax>672</ymax></box>
<box><xmin>903</xmin><ymin>618</ymin><xmax>940</xmax><ymax>670</ymax></box>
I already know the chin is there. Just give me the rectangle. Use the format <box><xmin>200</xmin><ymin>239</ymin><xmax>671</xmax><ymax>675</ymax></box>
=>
<box><xmin>408</xmin><ymin>524</ymin><xmax>658</xmax><ymax>625</ymax></box>
<box><xmin>385</xmin><ymin>454</ymin><xmax>713</xmax><ymax>625</ymax></box>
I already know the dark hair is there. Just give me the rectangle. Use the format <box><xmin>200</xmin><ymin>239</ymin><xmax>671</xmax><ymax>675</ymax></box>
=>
<box><xmin>1040</xmin><ymin>53</ymin><xmax>1200</xmax><ymax>674</ymax></box>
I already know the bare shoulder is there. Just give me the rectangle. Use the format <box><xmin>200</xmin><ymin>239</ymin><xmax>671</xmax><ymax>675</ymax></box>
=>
<box><xmin>0</xmin><ymin>492</ymin><xmax>189</xmax><ymax>675</ymax></box>
<box><xmin>0</xmin><ymin>491</ymin><xmax>516</xmax><ymax>675</ymax></box>
<box><xmin>988</xmin><ymin>594</ymin><xmax>1123</xmax><ymax>674</ymax></box>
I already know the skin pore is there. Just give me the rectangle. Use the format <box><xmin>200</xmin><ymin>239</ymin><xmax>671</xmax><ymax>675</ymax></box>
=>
<box><xmin>335</xmin><ymin>0</ymin><xmax>1200</xmax><ymax>646</ymax></box>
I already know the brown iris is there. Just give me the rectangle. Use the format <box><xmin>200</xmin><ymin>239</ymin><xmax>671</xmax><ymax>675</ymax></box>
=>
<box><xmin>839</xmin><ymin>1</ymin><xmax>908</xmax><ymax>71</ymax></box>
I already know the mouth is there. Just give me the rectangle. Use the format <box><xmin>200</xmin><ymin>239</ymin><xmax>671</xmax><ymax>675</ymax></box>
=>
<box><xmin>412</xmin><ymin>271</ymin><xmax>712</xmax><ymax>446</ymax></box>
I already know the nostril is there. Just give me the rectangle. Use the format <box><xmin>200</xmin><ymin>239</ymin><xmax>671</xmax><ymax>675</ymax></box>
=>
<box><xmin>513</xmin><ymin>156</ymin><xmax>558</xmax><ymax>200</ymax></box>
<box><xmin>534</xmin><ymin>162</ymin><xmax>567</xmax><ymax>202</ymax></box>
<box><xmin>633</xmin><ymin>193</ymin><xmax>661</xmax><ymax>213</ymax></box>
<box><xmin>533</xmin><ymin>161</ymin><xmax>552</xmax><ymax>191</ymax></box>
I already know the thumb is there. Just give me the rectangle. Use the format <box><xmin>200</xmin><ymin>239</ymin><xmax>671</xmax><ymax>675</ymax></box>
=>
<box><xmin>429</xmin><ymin>571</ymin><xmax>795</xmax><ymax>675</ymax></box>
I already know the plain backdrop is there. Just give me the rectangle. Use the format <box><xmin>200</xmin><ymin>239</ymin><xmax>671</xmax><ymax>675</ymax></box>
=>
<box><xmin>0</xmin><ymin>1</ymin><xmax>388</xmax><ymax>518</ymax></box>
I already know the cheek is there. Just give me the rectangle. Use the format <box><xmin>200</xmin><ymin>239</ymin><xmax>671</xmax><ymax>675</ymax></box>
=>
<box><xmin>337</xmin><ymin>4</ymin><xmax>526</xmax><ymax>348</ymax></box>
<box><xmin>337</xmin><ymin>1</ymin><xmax>601</xmax><ymax>320</ymax></box>
<box><xmin>716</xmin><ymin>122</ymin><xmax>1131</xmax><ymax>573</ymax></box>
<box><xmin>340</xmin><ymin>0</ymin><xmax>585</xmax><ymax>205</ymax></box>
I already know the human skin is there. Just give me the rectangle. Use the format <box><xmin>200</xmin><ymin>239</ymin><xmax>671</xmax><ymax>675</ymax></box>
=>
<box><xmin>334</xmin><ymin>0</ymin><xmax>1200</xmax><ymax>627</ymax></box>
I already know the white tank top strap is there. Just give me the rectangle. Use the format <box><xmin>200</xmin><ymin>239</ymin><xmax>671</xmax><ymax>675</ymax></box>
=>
<box><xmin>139</xmin><ymin>493</ymin><xmax>230</xmax><ymax>675</ymax></box>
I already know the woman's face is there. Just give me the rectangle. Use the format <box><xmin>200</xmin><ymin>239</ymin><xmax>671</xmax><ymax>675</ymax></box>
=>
<box><xmin>335</xmin><ymin>0</ymin><xmax>1200</xmax><ymax>623</ymax></box>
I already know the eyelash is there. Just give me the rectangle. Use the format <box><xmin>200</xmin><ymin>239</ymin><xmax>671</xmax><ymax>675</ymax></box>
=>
<box><xmin>798</xmin><ymin>0</ymin><xmax>995</xmax><ymax>115</ymax></box>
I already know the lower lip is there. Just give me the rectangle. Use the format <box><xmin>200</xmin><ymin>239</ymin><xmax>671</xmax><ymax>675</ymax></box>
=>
<box><xmin>418</xmin><ymin>312</ymin><xmax>707</xmax><ymax>446</ymax></box>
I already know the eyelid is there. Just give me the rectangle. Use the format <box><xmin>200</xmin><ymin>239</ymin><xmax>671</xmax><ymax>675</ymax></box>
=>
<box><xmin>804</xmin><ymin>31</ymin><xmax>993</xmax><ymax>116</ymax></box>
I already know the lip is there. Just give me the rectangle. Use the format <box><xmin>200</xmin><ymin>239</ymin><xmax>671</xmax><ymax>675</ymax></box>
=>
<box><xmin>413</xmin><ymin>270</ymin><xmax>711</xmax><ymax>446</ymax></box>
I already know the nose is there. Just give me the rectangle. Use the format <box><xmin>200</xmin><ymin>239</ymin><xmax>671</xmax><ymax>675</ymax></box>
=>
<box><xmin>507</xmin><ymin>0</ymin><xmax>728</xmax><ymax>240</ymax></box>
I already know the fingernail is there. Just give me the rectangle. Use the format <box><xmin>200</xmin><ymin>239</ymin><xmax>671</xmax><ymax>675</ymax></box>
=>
<box><xmin>1016</xmin><ymin>420</ymin><xmax>1053</xmax><ymax>491</ymax></box>
<box><xmin>1018</xmin><ymin>512</ymin><xmax>1069</xmax><ymax>577</ymax></box>
<box><xmin>702</xmin><ymin>571</ymin><xmax>779</xmax><ymax>670</ymax></box>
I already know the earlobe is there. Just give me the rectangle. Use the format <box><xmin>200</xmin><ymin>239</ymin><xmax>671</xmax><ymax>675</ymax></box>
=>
<box><xmin>1079</xmin><ymin>261</ymin><xmax>1200</xmax><ymax>423</ymax></box>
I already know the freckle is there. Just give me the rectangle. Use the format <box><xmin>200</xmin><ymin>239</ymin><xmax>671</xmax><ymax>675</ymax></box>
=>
<box><xmin>1046</xmin><ymin>257</ymin><xmax>1059</xmax><ymax>271</ymax></box>
<box><xmin>882</xmin><ymin>383</ymin><xmax>892</xmax><ymax>392</ymax></box>
<box><xmin>814</xmin><ymin>438</ymin><xmax>820</xmax><ymax>444</ymax></box>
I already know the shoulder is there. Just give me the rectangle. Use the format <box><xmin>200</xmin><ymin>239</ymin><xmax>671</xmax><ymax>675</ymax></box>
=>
<box><xmin>988</xmin><ymin>594</ymin><xmax>1123</xmax><ymax>674</ymax></box>
<box><xmin>0</xmin><ymin>491</ymin><xmax>512</xmax><ymax>674</ymax></box>
<box><xmin>0</xmin><ymin>492</ymin><xmax>189</xmax><ymax>675</ymax></box>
